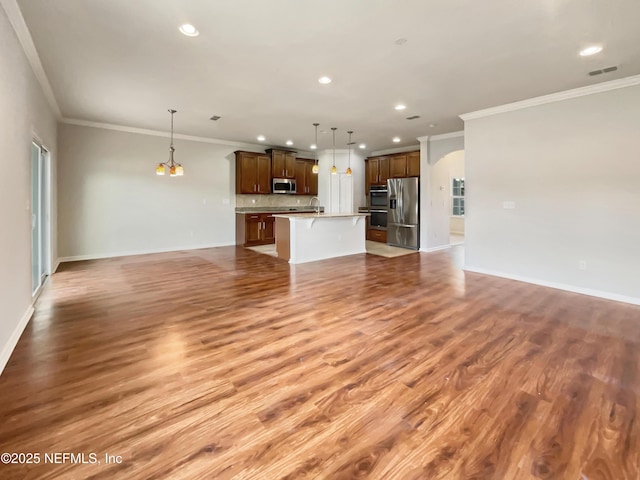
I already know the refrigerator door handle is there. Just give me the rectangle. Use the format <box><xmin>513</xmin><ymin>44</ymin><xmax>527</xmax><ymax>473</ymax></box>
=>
<box><xmin>389</xmin><ymin>223</ymin><xmax>416</xmax><ymax>228</ymax></box>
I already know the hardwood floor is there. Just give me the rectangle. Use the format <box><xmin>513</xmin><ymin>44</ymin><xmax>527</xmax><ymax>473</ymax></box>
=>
<box><xmin>0</xmin><ymin>246</ymin><xmax>639</xmax><ymax>479</ymax></box>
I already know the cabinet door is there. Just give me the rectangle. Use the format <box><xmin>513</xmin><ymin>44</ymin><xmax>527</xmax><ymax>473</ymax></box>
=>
<box><xmin>378</xmin><ymin>157</ymin><xmax>390</xmax><ymax>185</ymax></box>
<box><xmin>390</xmin><ymin>155</ymin><xmax>407</xmax><ymax>178</ymax></box>
<box><xmin>272</xmin><ymin>151</ymin><xmax>285</xmax><ymax>177</ymax></box>
<box><xmin>307</xmin><ymin>161</ymin><xmax>318</xmax><ymax>195</ymax></box>
<box><xmin>262</xmin><ymin>214</ymin><xmax>276</xmax><ymax>243</ymax></box>
<box><xmin>407</xmin><ymin>151</ymin><xmax>420</xmax><ymax>177</ymax></box>
<box><xmin>284</xmin><ymin>153</ymin><xmax>296</xmax><ymax>178</ymax></box>
<box><xmin>238</xmin><ymin>154</ymin><xmax>258</xmax><ymax>194</ymax></box>
<box><xmin>295</xmin><ymin>160</ymin><xmax>307</xmax><ymax>195</ymax></box>
<box><xmin>256</xmin><ymin>155</ymin><xmax>271</xmax><ymax>194</ymax></box>
<box><xmin>366</xmin><ymin>158</ymin><xmax>379</xmax><ymax>186</ymax></box>
<box><xmin>244</xmin><ymin>215</ymin><xmax>262</xmax><ymax>245</ymax></box>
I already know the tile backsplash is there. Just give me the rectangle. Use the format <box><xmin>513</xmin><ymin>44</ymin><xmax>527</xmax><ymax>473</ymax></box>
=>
<box><xmin>235</xmin><ymin>195</ymin><xmax>316</xmax><ymax>208</ymax></box>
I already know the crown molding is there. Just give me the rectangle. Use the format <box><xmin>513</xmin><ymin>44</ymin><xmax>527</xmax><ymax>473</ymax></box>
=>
<box><xmin>370</xmin><ymin>145</ymin><xmax>420</xmax><ymax>156</ymax></box>
<box><xmin>61</xmin><ymin>118</ymin><xmax>268</xmax><ymax>150</ymax></box>
<box><xmin>1</xmin><ymin>0</ymin><xmax>62</xmax><ymax>119</ymax></box>
<box><xmin>430</xmin><ymin>131</ymin><xmax>464</xmax><ymax>141</ymax></box>
<box><xmin>460</xmin><ymin>74</ymin><xmax>640</xmax><ymax>121</ymax></box>
<box><xmin>416</xmin><ymin>135</ymin><xmax>430</xmax><ymax>143</ymax></box>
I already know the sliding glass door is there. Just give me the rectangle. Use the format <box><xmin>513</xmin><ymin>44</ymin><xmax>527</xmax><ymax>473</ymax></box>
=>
<box><xmin>31</xmin><ymin>142</ymin><xmax>49</xmax><ymax>295</ymax></box>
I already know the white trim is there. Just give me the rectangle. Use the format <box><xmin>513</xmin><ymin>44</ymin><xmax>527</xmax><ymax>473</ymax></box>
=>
<box><xmin>460</xmin><ymin>74</ymin><xmax>640</xmax><ymax>121</ymax></box>
<box><xmin>0</xmin><ymin>0</ymin><xmax>62</xmax><ymax>118</ymax></box>
<box><xmin>52</xmin><ymin>259</ymin><xmax>60</xmax><ymax>273</ymax></box>
<box><xmin>463</xmin><ymin>265</ymin><xmax>640</xmax><ymax>306</ymax></box>
<box><xmin>420</xmin><ymin>244</ymin><xmax>451</xmax><ymax>253</ymax></box>
<box><xmin>370</xmin><ymin>145</ymin><xmax>420</xmax><ymax>156</ymax></box>
<box><xmin>0</xmin><ymin>306</ymin><xmax>34</xmax><ymax>376</ymax></box>
<box><xmin>58</xmin><ymin>242</ymin><xmax>235</xmax><ymax>263</ymax></box>
<box><xmin>61</xmin><ymin>118</ymin><xmax>268</xmax><ymax>150</ymax></box>
<box><xmin>416</xmin><ymin>135</ymin><xmax>430</xmax><ymax>143</ymax></box>
<box><xmin>430</xmin><ymin>131</ymin><xmax>464</xmax><ymax>141</ymax></box>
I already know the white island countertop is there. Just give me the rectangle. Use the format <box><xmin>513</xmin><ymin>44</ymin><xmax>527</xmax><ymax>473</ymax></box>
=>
<box><xmin>273</xmin><ymin>213</ymin><xmax>368</xmax><ymax>264</ymax></box>
<box><xmin>272</xmin><ymin>212</ymin><xmax>368</xmax><ymax>219</ymax></box>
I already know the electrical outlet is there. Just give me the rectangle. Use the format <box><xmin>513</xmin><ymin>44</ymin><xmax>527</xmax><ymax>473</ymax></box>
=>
<box><xmin>297</xmin><ymin>199</ymin><xmax>300</xmax><ymax>204</ymax></box>
<box><xmin>251</xmin><ymin>199</ymin><xmax>256</xmax><ymax>204</ymax></box>
<box><xmin>579</xmin><ymin>260</ymin><xmax>587</xmax><ymax>270</ymax></box>
<box><xmin>222</xmin><ymin>198</ymin><xmax>230</xmax><ymax>205</ymax></box>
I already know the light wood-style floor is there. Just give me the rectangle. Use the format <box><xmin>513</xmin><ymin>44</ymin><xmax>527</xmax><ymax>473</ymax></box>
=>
<box><xmin>0</xmin><ymin>246</ymin><xmax>639</xmax><ymax>479</ymax></box>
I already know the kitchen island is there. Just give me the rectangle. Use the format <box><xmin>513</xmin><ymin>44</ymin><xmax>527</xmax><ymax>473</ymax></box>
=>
<box><xmin>273</xmin><ymin>213</ymin><xmax>368</xmax><ymax>264</ymax></box>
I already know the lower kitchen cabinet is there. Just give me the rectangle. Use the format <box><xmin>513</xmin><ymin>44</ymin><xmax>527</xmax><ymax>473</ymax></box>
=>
<box><xmin>367</xmin><ymin>228</ymin><xmax>387</xmax><ymax>243</ymax></box>
<box><xmin>236</xmin><ymin>213</ymin><xmax>276</xmax><ymax>246</ymax></box>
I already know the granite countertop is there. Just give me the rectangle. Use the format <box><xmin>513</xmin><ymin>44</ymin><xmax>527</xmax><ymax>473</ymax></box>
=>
<box><xmin>236</xmin><ymin>206</ymin><xmax>324</xmax><ymax>214</ymax></box>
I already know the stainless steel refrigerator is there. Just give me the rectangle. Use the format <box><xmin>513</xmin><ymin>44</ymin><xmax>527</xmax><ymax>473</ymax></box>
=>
<box><xmin>387</xmin><ymin>177</ymin><xmax>419</xmax><ymax>250</ymax></box>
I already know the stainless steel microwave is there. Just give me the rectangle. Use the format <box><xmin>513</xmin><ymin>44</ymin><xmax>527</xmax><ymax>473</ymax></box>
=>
<box><xmin>272</xmin><ymin>178</ymin><xmax>296</xmax><ymax>194</ymax></box>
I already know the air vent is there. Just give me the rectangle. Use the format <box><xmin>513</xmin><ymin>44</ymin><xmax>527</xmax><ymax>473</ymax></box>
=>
<box><xmin>210</xmin><ymin>115</ymin><xmax>221</xmax><ymax>121</ymax></box>
<box><xmin>588</xmin><ymin>65</ymin><xmax>618</xmax><ymax>76</ymax></box>
<box><xmin>406</xmin><ymin>115</ymin><xmax>421</xmax><ymax>120</ymax></box>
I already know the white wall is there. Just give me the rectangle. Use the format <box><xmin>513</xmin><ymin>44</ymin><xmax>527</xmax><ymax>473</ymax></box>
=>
<box><xmin>419</xmin><ymin>135</ymin><xmax>464</xmax><ymax>250</ymax></box>
<box><xmin>58</xmin><ymin>123</ymin><xmax>242</xmax><ymax>259</ymax></box>
<box><xmin>317</xmin><ymin>149</ymin><xmax>365</xmax><ymax>212</ymax></box>
<box><xmin>0</xmin><ymin>4</ymin><xmax>58</xmax><ymax>373</ymax></box>
<box><xmin>464</xmin><ymin>82</ymin><xmax>640</xmax><ymax>303</ymax></box>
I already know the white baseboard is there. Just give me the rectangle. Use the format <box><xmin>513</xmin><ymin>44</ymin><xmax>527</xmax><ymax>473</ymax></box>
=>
<box><xmin>420</xmin><ymin>244</ymin><xmax>451</xmax><ymax>253</ymax></box>
<box><xmin>57</xmin><ymin>242</ymin><xmax>235</xmax><ymax>263</ymax></box>
<box><xmin>463</xmin><ymin>265</ymin><xmax>640</xmax><ymax>306</ymax></box>
<box><xmin>0</xmin><ymin>306</ymin><xmax>34</xmax><ymax>376</ymax></box>
<box><xmin>52</xmin><ymin>259</ymin><xmax>60</xmax><ymax>273</ymax></box>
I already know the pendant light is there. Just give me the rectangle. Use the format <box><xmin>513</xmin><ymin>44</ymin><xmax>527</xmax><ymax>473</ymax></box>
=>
<box><xmin>311</xmin><ymin>123</ymin><xmax>319</xmax><ymax>174</ymax></box>
<box><xmin>330</xmin><ymin>127</ymin><xmax>337</xmax><ymax>175</ymax></box>
<box><xmin>156</xmin><ymin>109</ymin><xmax>184</xmax><ymax>176</ymax></box>
<box><xmin>346</xmin><ymin>130</ymin><xmax>353</xmax><ymax>175</ymax></box>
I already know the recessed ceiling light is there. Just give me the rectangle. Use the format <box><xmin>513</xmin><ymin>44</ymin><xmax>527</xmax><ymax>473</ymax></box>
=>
<box><xmin>257</xmin><ymin>135</ymin><xmax>266</xmax><ymax>141</ymax></box>
<box><xmin>579</xmin><ymin>45</ymin><xmax>603</xmax><ymax>57</ymax></box>
<box><xmin>179</xmin><ymin>24</ymin><xmax>199</xmax><ymax>37</ymax></box>
<box><xmin>318</xmin><ymin>76</ymin><xmax>332</xmax><ymax>84</ymax></box>
<box><xmin>310</xmin><ymin>144</ymin><xmax>317</xmax><ymax>150</ymax></box>
<box><xmin>395</xmin><ymin>104</ymin><xmax>407</xmax><ymax>110</ymax></box>
<box><xmin>395</xmin><ymin>38</ymin><xmax>407</xmax><ymax>46</ymax></box>
<box><xmin>359</xmin><ymin>144</ymin><xmax>366</xmax><ymax>149</ymax></box>
<box><xmin>392</xmin><ymin>137</ymin><xmax>401</xmax><ymax>143</ymax></box>
<box><xmin>429</xmin><ymin>123</ymin><xmax>437</xmax><ymax>128</ymax></box>
<box><xmin>285</xmin><ymin>140</ymin><xmax>293</xmax><ymax>146</ymax></box>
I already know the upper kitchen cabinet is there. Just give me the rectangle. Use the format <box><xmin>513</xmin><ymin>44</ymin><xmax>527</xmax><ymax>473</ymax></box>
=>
<box><xmin>390</xmin><ymin>151</ymin><xmax>420</xmax><ymax>178</ymax></box>
<box><xmin>365</xmin><ymin>156</ymin><xmax>390</xmax><ymax>192</ymax></box>
<box><xmin>268</xmin><ymin>149</ymin><xmax>296</xmax><ymax>179</ymax></box>
<box><xmin>295</xmin><ymin>159</ymin><xmax>318</xmax><ymax>195</ymax></box>
<box><xmin>235</xmin><ymin>151</ymin><xmax>271</xmax><ymax>194</ymax></box>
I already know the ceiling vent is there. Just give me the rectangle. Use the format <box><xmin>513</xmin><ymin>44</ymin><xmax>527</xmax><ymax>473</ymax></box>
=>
<box><xmin>588</xmin><ymin>66</ymin><xmax>618</xmax><ymax>76</ymax></box>
<box><xmin>406</xmin><ymin>115</ymin><xmax>421</xmax><ymax>120</ymax></box>
<box><xmin>210</xmin><ymin>115</ymin><xmax>221</xmax><ymax>121</ymax></box>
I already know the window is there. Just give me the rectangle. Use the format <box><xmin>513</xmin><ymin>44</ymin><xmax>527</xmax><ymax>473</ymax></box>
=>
<box><xmin>451</xmin><ymin>177</ymin><xmax>465</xmax><ymax>217</ymax></box>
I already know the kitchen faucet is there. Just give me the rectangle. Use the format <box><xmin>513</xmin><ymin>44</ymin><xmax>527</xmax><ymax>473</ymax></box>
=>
<box><xmin>309</xmin><ymin>197</ymin><xmax>320</xmax><ymax>215</ymax></box>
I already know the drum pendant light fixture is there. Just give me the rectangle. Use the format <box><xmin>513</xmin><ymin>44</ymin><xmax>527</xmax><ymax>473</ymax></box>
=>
<box><xmin>330</xmin><ymin>127</ymin><xmax>338</xmax><ymax>175</ymax></box>
<box><xmin>156</xmin><ymin>109</ymin><xmax>184</xmax><ymax>176</ymax></box>
<box><xmin>346</xmin><ymin>130</ymin><xmax>353</xmax><ymax>175</ymax></box>
<box><xmin>311</xmin><ymin>123</ymin><xmax>319</xmax><ymax>174</ymax></box>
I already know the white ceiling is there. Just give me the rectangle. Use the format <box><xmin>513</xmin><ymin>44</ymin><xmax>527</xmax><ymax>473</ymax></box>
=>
<box><xmin>15</xmin><ymin>0</ymin><xmax>640</xmax><ymax>152</ymax></box>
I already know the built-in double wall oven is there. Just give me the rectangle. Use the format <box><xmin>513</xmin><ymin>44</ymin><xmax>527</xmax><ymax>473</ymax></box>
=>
<box><xmin>369</xmin><ymin>185</ymin><xmax>388</xmax><ymax>230</ymax></box>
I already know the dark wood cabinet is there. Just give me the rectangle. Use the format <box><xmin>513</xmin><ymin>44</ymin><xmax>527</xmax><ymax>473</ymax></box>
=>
<box><xmin>390</xmin><ymin>155</ymin><xmax>408</xmax><ymax>178</ymax></box>
<box><xmin>389</xmin><ymin>152</ymin><xmax>421</xmax><ymax>178</ymax></box>
<box><xmin>365</xmin><ymin>156</ymin><xmax>390</xmax><ymax>193</ymax></box>
<box><xmin>367</xmin><ymin>228</ymin><xmax>387</xmax><ymax>243</ymax></box>
<box><xmin>270</xmin><ymin>150</ymin><xmax>296</xmax><ymax>179</ymax></box>
<box><xmin>235</xmin><ymin>151</ymin><xmax>271</xmax><ymax>194</ymax></box>
<box><xmin>407</xmin><ymin>151</ymin><xmax>420</xmax><ymax>177</ymax></box>
<box><xmin>295</xmin><ymin>159</ymin><xmax>318</xmax><ymax>195</ymax></box>
<box><xmin>236</xmin><ymin>213</ymin><xmax>276</xmax><ymax>246</ymax></box>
